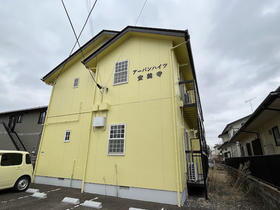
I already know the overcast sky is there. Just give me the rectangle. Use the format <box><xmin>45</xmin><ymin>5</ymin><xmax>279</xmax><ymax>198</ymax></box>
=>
<box><xmin>0</xmin><ymin>0</ymin><xmax>279</xmax><ymax>146</ymax></box>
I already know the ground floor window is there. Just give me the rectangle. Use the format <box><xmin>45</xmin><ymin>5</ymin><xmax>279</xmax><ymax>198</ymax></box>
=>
<box><xmin>108</xmin><ymin>124</ymin><xmax>125</xmax><ymax>155</ymax></box>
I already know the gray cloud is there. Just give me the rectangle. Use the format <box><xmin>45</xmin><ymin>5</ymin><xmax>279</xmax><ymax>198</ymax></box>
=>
<box><xmin>0</xmin><ymin>0</ymin><xmax>279</xmax><ymax>146</ymax></box>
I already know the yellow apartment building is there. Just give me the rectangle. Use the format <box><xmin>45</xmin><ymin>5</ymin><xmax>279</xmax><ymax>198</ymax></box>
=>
<box><xmin>34</xmin><ymin>26</ymin><xmax>208</xmax><ymax>206</ymax></box>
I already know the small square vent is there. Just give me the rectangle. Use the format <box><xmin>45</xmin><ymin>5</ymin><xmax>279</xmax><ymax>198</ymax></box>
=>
<box><xmin>93</xmin><ymin>116</ymin><xmax>106</xmax><ymax>127</ymax></box>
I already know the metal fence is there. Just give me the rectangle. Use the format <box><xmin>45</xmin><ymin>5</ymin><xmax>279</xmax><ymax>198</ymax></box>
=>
<box><xmin>225</xmin><ymin>155</ymin><xmax>280</xmax><ymax>188</ymax></box>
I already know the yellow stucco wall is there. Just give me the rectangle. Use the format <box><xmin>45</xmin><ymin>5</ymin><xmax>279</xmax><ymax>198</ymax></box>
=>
<box><xmin>35</xmin><ymin>34</ymin><xmax>196</xmax><ymax>193</ymax></box>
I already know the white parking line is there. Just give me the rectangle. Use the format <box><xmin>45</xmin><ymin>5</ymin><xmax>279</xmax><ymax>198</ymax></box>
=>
<box><xmin>65</xmin><ymin>197</ymin><xmax>99</xmax><ymax>210</ymax></box>
<box><xmin>0</xmin><ymin>188</ymin><xmax>61</xmax><ymax>204</ymax></box>
<box><xmin>46</xmin><ymin>188</ymin><xmax>61</xmax><ymax>193</ymax></box>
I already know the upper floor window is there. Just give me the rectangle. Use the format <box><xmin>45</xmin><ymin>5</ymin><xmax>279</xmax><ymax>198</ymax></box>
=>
<box><xmin>38</xmin><ymin>111</ymin><xmax>46</xmax><ymax>124</ymax></box>
<box><xmin>17</xmin><ymin>115</ymin><xmax>22</xmax><ymax>123</ymax></box>
<box><xmin>113</xmin><ymin>61</ymin><xmax>128</xmax><ymax>85</ymax></box>
<box><xmin>64</xmin><ymin>130</ymin><xmax>71</xmax><ymax>142</ymax></box>
<box><xmin>108</xmin><ymin>124</ymin><xmax>125</xmax><ymax>155</ymax></box>
<box><xmin>73</xmin><ymin>78</ymin><xmax>79</xmax><ymax>88</ymax></box>
<box><xmin>272</xmin><ymin>126</ymin><xmax>280</xmax><ymax>146</ymax></box>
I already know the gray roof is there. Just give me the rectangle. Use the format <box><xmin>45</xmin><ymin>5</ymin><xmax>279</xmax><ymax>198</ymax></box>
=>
<box><xmin>218</xmin><ymin>114</ymin><xmax>251</xmax><ymax>138</ymax></box>
<box><xmin>0</xmin><ymin>106</ymin><xmax>47</xmax><ymax>115</ymax></box>
<box><xmin>83</xmin><ymin>26</ymin><xmax>188</xmax><ymax>64</ymax></box>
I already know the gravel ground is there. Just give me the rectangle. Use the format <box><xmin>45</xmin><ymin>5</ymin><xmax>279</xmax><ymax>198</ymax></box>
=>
<box><xmin>186</xmin><ymin>164</ymin><xmax>265</xmax><ymax>210</ymax></box>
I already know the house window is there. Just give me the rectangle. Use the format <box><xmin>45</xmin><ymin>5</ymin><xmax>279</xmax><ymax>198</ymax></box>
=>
<box><xmin>64</xmin><ymin>130</ymin><xmax>71</xmax><ymax>142</ymax></box>
<box><xmin>17</xmin><ymin>115</ymin><xmax>22</xmax><ymax>123</ymax></box>
<box><xmin>108</xmin><ymin>124</ymin><xmax>125</xmax><ymax>155</ymax></box>
<box><xmin>113</xmin><ymin>61</ymin><xmax>128</xmax><ymax>85</ymax></box>
<box><xmin>73</xmin><ymin>78</ymin><xmax>79</xmax><ymax>88</ymax></box>
<box><xmin>272</xmin><ymin>126</ymin><xmax>280</xmax><ymax>146</ymax></box>
<box><xmin>38</xmin><ymin>111</ymin><xmax>46</xmax><ymax>124</ymax></box>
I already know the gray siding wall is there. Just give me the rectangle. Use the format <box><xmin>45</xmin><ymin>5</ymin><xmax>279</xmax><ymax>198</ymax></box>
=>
<box><xmin>0</xmin><ymin>108</ymin><xmax>46</xmax><ymax>158</ymax></box>
<box><xmin>0</xmin><ymin>123</ymin><xmax>15</xmax><ymax>150</ymax></box>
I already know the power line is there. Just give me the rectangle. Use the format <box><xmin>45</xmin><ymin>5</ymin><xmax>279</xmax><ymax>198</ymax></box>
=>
<box><xmin>61</xmin><ymin>0</ymin><xmax>84</xmax><ymax>55</ymax></box>
<box><xmin>61</xmin><ymin>0</ymin><xmax>102</xmax><ymax>89</ymax></box>
<box><xmin>135</xmin><ymin>0</ymin><xmax>148</xmax><ymax>25</ymax></box>
<box><xmin>103</xmin><ymin>0</ymin><xmax>148</xmax><ymax>86</ymax></box>
<box><xmin>86</xmin><ymin>0</ymin><xmax>95</xmax><ymax>36</ymax></box>
<box><xmin>70</xmin><ymin>0</ymin><xmax>98</xmax><ymax>55</ymax></box>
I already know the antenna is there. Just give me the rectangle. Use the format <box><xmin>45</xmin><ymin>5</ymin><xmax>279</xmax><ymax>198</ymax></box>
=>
<box><xmin>245</xmin><ymin>97</ymin><xmax>256</xmax><ymax>113</ymax></box>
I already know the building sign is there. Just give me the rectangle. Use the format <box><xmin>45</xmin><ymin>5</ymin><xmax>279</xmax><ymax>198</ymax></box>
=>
<box><xmin>132</xmin><ymin>63</ymin><xmax>168</xmax><ymax>81</ymax></box>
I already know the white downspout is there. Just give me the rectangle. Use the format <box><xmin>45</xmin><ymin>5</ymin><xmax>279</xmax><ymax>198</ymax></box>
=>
<box><xmin>81</xmin><ymin>67</ymin><xmax>99</xmax><ymax>192</ymax></box>
<box><xmin>169</xmin><ymin>46</ymin><xmax>183</xmax><ymax>207</ymax></box>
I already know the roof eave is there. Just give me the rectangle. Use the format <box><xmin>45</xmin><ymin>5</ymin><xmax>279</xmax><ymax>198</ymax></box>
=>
<box><xmin>83</xmin><ymin>26</ymin><xmax>186</xmax><ymax>64</ymax></box>
<box><xmin>230</xmin><ymin>87</ymin><xmax>280</xmax><ymax>143</ymax></box>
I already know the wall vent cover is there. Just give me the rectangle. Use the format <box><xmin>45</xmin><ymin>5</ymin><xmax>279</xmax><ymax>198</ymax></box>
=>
<box><xmin>93</xmin><ymin>117</ymin><xmax>106</xmax><ymax>127</ymax></box>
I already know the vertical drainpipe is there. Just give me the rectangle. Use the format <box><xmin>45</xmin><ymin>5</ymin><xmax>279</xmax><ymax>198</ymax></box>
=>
<box><xmin>169</xmin><ymin>47</ymin><xmax>182</xmax><ymax>207</ymax></box>
<box><xmin>33</xmin><ymin>81</ymin><xmax>56</xmax><ymax>180</ymax></box>
<box><xmin>81</xmin><ymin>65</ymin><xmax>99</xmax><ymax>192</ymax></box>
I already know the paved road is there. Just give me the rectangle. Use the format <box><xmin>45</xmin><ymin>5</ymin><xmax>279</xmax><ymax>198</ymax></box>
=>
<box><xmin>0</xmin><ymin>184</ymin><xmax>187</xmax><ymax>210</ymax></box>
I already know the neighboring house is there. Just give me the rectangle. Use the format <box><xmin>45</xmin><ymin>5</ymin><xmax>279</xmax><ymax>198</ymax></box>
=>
<box><xmin>33</xmin><ymin>26</ymin><xmax>207</xmax><ymax>206</ymax></box>
<box><xmin>224</xmin><ymin>87</ymin><xmax>280</xmax><ymax>188</ymax></box>
<box><xmin>230</xmin><ymin>86</ymin><xmax>280</xmax><ymax>156</ymax></box>
<box><xmin>218</xmin><ymin>115</ymin><xmax>251</xmax><ymax>158</ymax></box>
<box><xmin>210</xmin><ymin>144</ymin><xmax>222</xmax><ymax>162</ymax></box>
<box><xmin>0</xmin><ymin>106</ymin><xmax>47</xmax><ymax>163</ymax></box>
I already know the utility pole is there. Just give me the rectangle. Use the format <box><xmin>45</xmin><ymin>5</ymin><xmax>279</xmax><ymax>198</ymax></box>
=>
<box><xmin>245</xmin><ymin>97</ymin><xmax>256</xmax><ymax>113</ymax></box>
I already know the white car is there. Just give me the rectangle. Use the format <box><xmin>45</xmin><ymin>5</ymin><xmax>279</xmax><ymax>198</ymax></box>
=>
<box><xmin>0</xmin><ymin>150</ymin><xmax>33</xmax><ymax>191</ymax></box>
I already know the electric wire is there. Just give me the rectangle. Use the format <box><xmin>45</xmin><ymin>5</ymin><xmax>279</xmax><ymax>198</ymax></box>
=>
<box><xmin>104</xmin><ymin>0</ymin><xmax>149</xmax><ymax>86</ymax></box>
<box><xmin>61</xmin><ymin>0</ymin><xmax>85</xmax><ymax>57</ymax></box>
<box><xmin>60</xmin><ymin>0</ymin><xmax>101</xmax><ymax>90</ymax></box>
<box><xmin>135</xmin><ymin>0</ymin><xmax>148</xmax><ymax>25</ymax></box>
<box><xmin>70</xmin><ymin>0</ymin><xmax>98</xmax><ymax>55</ymax></box>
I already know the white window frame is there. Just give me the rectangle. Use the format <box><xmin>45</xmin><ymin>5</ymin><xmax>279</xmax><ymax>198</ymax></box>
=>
<box><xmin>73</xmin><ymin>78</ymin><xmax>79</xmax><ymax>88</ymax></box>
<box><xmin>64</xmin><ymin>130</ymin><xmax>71</xmax><ymax>142</ymax></box>
<box><xmin>113</xmin><ymin>60</ymin><xmax>129</xmax><ymax>85</ymax></box>
<box><xmin>108</xmin><ymin>124</ymin><xmax>126</xmax><ymax>156</ymax></box>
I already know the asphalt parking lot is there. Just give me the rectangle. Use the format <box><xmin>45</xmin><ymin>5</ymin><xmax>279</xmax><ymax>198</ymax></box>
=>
<box><xmin>0</xmin><ymin>184</ymin><xmax>186</xmax><ymax>210</ymax></box>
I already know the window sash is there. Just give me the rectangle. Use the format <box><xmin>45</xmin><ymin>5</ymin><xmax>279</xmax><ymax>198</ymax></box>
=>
<box><xmin>113</xmin><ymin>61</ymin><xmax>128</xmax><ymax>85</ymax></box>
<box><xmin>17</xmin><ymin>115</ymin><xmax>22</xmax><ymax>123</ymax></box>
<box><xmin>64</xmin><ymin>131</ymin><xmax>71</xmax><ymax>142</ymax></box>
<box><xmin>73</xmin><ymin>78</ymin><xmax>79</xmax><ymax>88</ymax></box>
<box><xmin>108</xmin><ymin>124</ymin><xmax>125</xmax><ymax>155</ymax></box>
<box><xmin>38</xmin><ymin>112</ymin><xmax>46</xmax><ymax>124</ymax></box>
